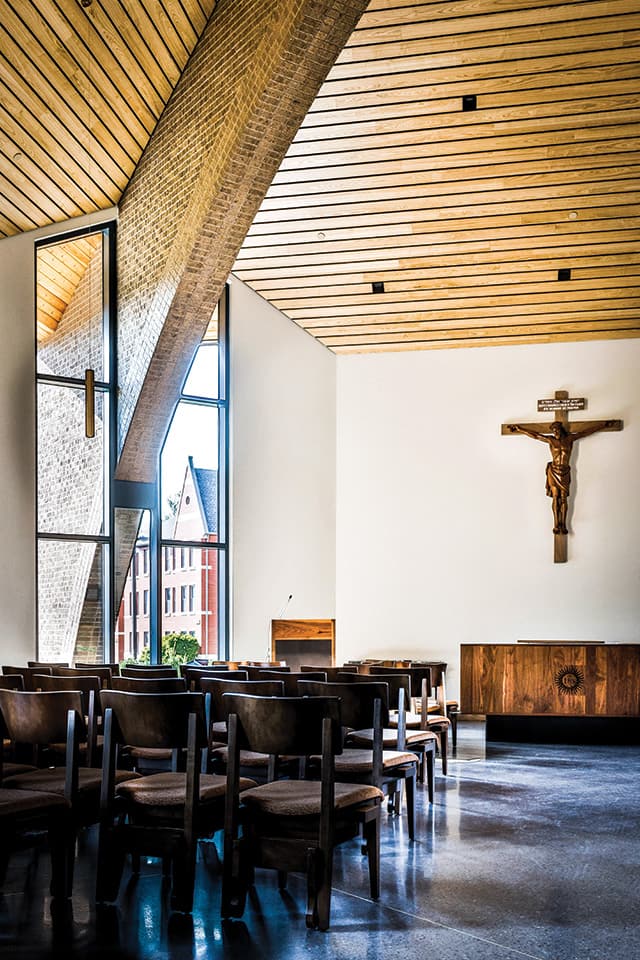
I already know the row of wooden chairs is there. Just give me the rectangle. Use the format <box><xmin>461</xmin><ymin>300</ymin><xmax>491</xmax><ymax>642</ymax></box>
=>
<box><xmin>0</xmin><ymin>668</ymin><xmax>439</xmax><ymax>927</ymax></box>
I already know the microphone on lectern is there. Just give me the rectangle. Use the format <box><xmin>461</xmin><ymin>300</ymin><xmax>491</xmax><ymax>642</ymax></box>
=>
<box><xmin>266</xmin><ymin>594</ymin><xmax>294</xmax><ymax>660</ymax></box>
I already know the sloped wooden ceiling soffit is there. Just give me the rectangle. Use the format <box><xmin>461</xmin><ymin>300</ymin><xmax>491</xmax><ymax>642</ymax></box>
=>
<box><xmin>234</xmin><ymin>0</ymin><xmax>640</xmax><ymax>352</ymax></box>
<box><xmin>0</xmin><ymin>0</ymin><xmax>216</xmax><ymax>238</ymax></box>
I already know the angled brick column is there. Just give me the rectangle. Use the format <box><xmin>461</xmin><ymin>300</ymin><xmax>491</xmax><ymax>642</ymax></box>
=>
<box><xmin>116</xmin><ymin>0</ymin><xmax>368</xmax><ymax>482</ymax></box>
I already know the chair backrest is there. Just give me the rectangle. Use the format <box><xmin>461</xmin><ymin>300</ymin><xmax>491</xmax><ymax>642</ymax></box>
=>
<box><xmin>0</xmin><ymin>689</ymin><xmax>86</xmax><ymax>745</ymax></box>
<box><xmin>27</xmin><ymin>661</ymin><xmax>69</xmax><ymax>668</ymax></box>
<box><xmin>120</xmin><ymin>666</ymin><xmax>178</xmax><ymax>679</ymax></box>
<box><xmin>298</xmin><ymin>680</ymin><xmax>390</xmax><ymax>730</ymax></box>
<box><xmin>111</xmin><ymin>676</ymin><xmax>187</xmax><ymax>693</ymax></box>
<box><xmin>223</xmin><ymin>694</ymin><xmax>342</xmax><ymax>757</ymax></box>
<box><xmin>34</xmin><ymin>673</ymin><xmax>102</xmax><ymax>716</ymax></box>
<box><xmin>299</xmin><ymin>665</ymin><xmax>353</xmax><ymax>681</ymax></box>
<box><xmin>52</xmin><ymin>665</ymin><xmax>114</xmax><ymax>688</ymax></box>
<box><xmin>368</xmin><ymin>664</ymin><xmax>432</xmax><ymax>695</ymax></box>
<box><xmin>183</xmin><ymin>667</ymin><xmax>246</xmax><ymax>690</ymax></box>
<box><xmin>100</xmin><ymin>690</ymin><xmax>208</xmax><ymax>750</ymax></box>
<box><xmin>347</xmin><ymin>671</ymin><xmax>411</xmax><ymax>708</ymax></box>
<box><xmin>0</xmin><ymin>675</ymin><xmax>24</xmax><ymax>691</ymax></box>
<box><xmin>200</xmin><ymin>677</ymin><xmax>284</xmax><ymax>723</ymax></box>
<box><xmin>246</xmin><ymin>666</ymin><xmax>291</xmax><ymax>680</ymax></box>
<box><xmin>2</xmin><ymin>666</ymin><xmax>53</xmax><ymax>690</ymax></box>
<box><xmin>256</xmin><ymin>670</ymin><xmax>327</xmax><ymax>695</ymax></box>
<box><xmin>181</xmin><ymin>662</ymin><xmax>229</xmax><ymax>676</ymax></box>
<box><xmin>76</xmin><ymin>661</ymin><xmax>121</xmax><ymax>677</ymax></box>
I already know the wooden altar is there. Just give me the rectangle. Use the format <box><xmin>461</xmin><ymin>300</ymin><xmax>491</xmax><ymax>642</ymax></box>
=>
<box><xmin>461</xmin><ymin>643</ymin><xmax>640</xmax><ymax>719</ymax></box>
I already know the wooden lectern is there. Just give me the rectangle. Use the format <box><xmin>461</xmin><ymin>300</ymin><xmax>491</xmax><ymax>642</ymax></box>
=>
<box><xmin>271</xmin><ymin>619</ymin><xmax>335</xmax><ymax>670</ymax></box>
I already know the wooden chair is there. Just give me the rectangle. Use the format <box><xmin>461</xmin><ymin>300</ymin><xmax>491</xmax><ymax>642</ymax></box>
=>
<box><xmin>413</xmin><ymin>661</ymin><xmax>460</xmax><ymax>752</ymax></box>
<box><xmin>33</xmin><ymin>674</ymin><xmax>102</xmax><ymax>767</ymax></box>
<box><xmin>255</xmin><ymin>670</ymin><xmax>327</xmax><ymax>695</ymax></box>
<box><xmin>300</xmin><ymin>665</ymin><xmax>357</xmax><ymax>680</ymax></box>
<box><xmin>183</xmin><ymin>667</ymin><xmax>247</xmax><ymax>691</ymax></box>
<box><xmin>0</xmin><ymin>787</ymin><xmax>73</xmax><ymax>899</ymax></box>
<box><xmin>299</xmin><ymin>680</ymin><xmax>421</xmax><ymax>838</ymax></box>
<box><xmin>246</xmin><ymin>665</ymin><xmax>291</xmax><ymax>680</ymax></box>
<box><xmin>0</xmin><ymin>686</ymin><xmax>37</xmax><ymax>781</ymax></box>
<box><xmin>52</xmin><ymin>665</ymin><xmax>114</xmax><ymax>688</ymax></box>
<box><xmin>0</xmin><ymin>689</ymin><xmax>139</xmax><ymax>892</ymax></box>
<box><xmin>369</xmin><ymin>664</ymin><xmax>452</xmax><ymax>772</ymax></box>
<box><xmin>97</xmin><ymin>690</ymin><xmax>257</xmax><ymax>914</ymax></box>
<box><xmin>111</xmin><ymin>676</ymin><xmax>187</xmax><ymax>693</ymax></box>
<box><xmin>121</xmin><ymin>666</ymin><xmax>178</xmax><ymax>679</ymax></box>
<box><xmin>222</xmin><ymin>693</ymin><xmax>382</xmax><ymax>930</ymax></box>
<box><xmin>342</xmin><ymin>673</ymin><xmax>437</xmax><ymax>801</ymax></box>
<box><xmin>110</xmin><ymin>676</ymin><xmax>188</xmax><ymax>771</ymax></box>
<box><xmin>76</xmin><ymin>661</ymin><xmax>121</xmax><ymax>677</ymax></box>
<box><xmin>27</xmin><ymin>661</ymin><xmax>69</xmax><ymax>669</ymax></box>
<box><xmin>200</xmin><ymin>678</ymin><xmax>285</xmax><ymax>778</ymax></box>
<box><xmin>2</xmin><ymin>666</ymin><xmax>52</xmax><ymax>691</ymax></box>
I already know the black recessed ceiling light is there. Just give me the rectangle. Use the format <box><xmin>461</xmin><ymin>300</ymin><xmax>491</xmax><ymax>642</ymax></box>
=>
<box><xmin>558</xmin><ymin>268</ymin><xmax>571</xmax><ymax>281</ymax></box>
<box><xmin>462</xmin><ymin>95</ymin><xmax>477</xmax><ymax>111</ymax></box>
<box><xmin>371</xmin><ymin>281</ymin><xmax>385</xmax><ymax>294</ymax></box>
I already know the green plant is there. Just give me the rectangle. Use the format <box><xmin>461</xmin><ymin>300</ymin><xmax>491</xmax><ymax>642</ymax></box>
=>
<box><xmin>122</xmin><ymin>632</ymin><xmax>200</xmax><ymax>670</ymax></box>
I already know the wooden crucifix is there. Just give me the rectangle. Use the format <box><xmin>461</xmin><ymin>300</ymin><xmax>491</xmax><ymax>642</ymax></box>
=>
<box><xmin>502</xmin><ymin>390</ymin><xmax>623</xmax><ymax>563</ymax></box>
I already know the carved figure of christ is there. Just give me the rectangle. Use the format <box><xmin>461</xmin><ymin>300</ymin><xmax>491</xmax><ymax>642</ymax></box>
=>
<box><xmin>502</xmin><ymin>391</ymin><xmax>622</xmax><ymax>563</ymax></box>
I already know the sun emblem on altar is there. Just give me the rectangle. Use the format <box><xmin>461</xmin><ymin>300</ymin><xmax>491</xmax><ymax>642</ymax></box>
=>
<box><xmin>554</xmin><ymin>665</ymin><xmax>585</xmax><ymax>696</ymax></box>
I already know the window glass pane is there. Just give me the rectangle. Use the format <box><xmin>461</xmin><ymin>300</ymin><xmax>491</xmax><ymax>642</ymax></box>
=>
<box><xmin>183</xmin><ymin>309</ymin><xmax>219</xmax><ymax>399</ymax></box>
<box><xmin>114</xmin><ymin>510</ymin><xmax>150</xmax><ymax>663</ymax></box>
<box><xmin>161</xmin><ymin>403</ymin><xmax>219</xmax><ymax>539</ymax></box>
<box><xmin>37</xmin><ymin>383</ymin><xmax>106</xmax><ymax>536</ymax></box>
<box><xmin>183</xmin><ymin>342</ymin><xmax>220</xmax><ymax>399</ymax></box>
<box><xmin>161</xmin><ymin>545</ymin><xmax>221</xmax><ymax>662</ymax></box>
<box><xmin>38</xmin><ymin>540</ymin><xmax>105</xmax><ymax>663</ymax></box>
<box><xmin>36</xmin><ymin>232</ymin><xmax>106</xmax><ymax>381</ymax></box>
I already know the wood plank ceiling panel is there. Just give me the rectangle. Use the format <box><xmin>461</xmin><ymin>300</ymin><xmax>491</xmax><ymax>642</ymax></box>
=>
<box><xmin>233</xmin><ymin>0</ymin><xmax>640</xmax><ymax>352</ymax></box>
<box><xmin>0</xmin><ymin>0</ymin><xmax>216</xmax><ymax>238</ymax></box>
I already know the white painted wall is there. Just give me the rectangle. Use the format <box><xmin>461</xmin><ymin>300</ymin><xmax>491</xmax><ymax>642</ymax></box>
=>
<box><xmin>0</xmin><ymin>211</ymin><xmax>116</xmax><ymax>665</ymax></box>
<box><xmin>336</xmin><ymin>339</ymin><xmax>640</xmax><ymax>698</ymax></box>
<box><xmin>229</xmin><ymin>277</ymin><xmax>337</xmax><ymax>660</ymax></box>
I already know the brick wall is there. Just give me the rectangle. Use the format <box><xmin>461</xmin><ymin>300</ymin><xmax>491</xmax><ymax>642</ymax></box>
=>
<box><xmin>116</xmin><ymin>0</ymin><xmax>369</xmax><ymax>482</ymax></box>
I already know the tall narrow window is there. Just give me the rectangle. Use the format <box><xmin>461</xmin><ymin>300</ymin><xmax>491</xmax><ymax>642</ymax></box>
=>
<box><xmin>35</xmin><ymin>224</ymin><xmax>115</xmax><ymax>664</ymax></box>
<box><xmin>160</xmin><ymin>297</ymin><xmax>228</xmax><ymax>660</ymax></box>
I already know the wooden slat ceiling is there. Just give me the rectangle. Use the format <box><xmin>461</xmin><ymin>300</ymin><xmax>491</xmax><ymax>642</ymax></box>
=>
<box><xmin>0</xmin><ymin>0</ymin><xmax>216</xmax><ymax>239</ymax></box>
<box><xmin>36</xmin><ymin>232</ymin><xmax>101</xmax><ymax>341</ymax></box>
<box><xmin>234</xmin><ymin>0</ymin><xmax>640</xmax><ymax>352</ymax></box>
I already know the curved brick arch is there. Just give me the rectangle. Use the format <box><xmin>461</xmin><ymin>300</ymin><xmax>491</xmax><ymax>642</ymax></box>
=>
<box><xmin>116</xmin><ymin>0</ymin><xmax>368</xmax><ymax>482</ymax></box>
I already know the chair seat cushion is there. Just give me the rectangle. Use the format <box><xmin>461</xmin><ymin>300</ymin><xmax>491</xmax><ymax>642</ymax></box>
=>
<box><xmin>333</xmin><ymin>749</ymin><xmax>419</xmax><ymax>773</ymax></box>
<box><xmin>0</xmin><ymin>787</ymin><xmax>69</xmax><ymax>817</ymax></box>
<box><xmin>240</xmin><ymin>780</ymin><xmax>383</xmax><ymax>817</ymax></box>
<box><xmin>2</xmin><ymin>767</ymin><xmax>138</xmax><ymax>794</ymax></box>
<box><xmin>349</xmin><ymin>727</ymin><xmax>437</xmax><ymax>748</ymax></box>
<box><xmin>127</xmin><ymin>746</ymin><xmax>173</xmax><ymax>761</ymax></box>
<box><xmin>116</xmin><ymin>772</ymin><xmax>257</xmax><ymax>807</ymax></box>
<box><xmin>1</xmin><ymin>762</ymin><xmax>37</xmax><ymax>780</ymax></box>
<box><xmin>211</xmin><ymin>721</ymin><xmax>227</xmax><ymax>741</ymax></box>
<box><xmin>211</xmin><ymin>746</ymin><xmax>270</xmax><ymax>767</ymax></box>
<box><xmin>347</xmin><ymin>727</ymin><xmax>409</xmax><ymax>748</ymax></box>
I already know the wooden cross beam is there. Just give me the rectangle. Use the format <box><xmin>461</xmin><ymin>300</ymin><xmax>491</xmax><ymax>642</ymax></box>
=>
<box><xmin>502</xmin><ymin>390</ymin><xmax>623</xmax><ymax>563</ymax></box>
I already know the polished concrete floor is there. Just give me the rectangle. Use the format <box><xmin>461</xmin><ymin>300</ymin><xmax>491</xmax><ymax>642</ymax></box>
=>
<box><xmin>1</xmin><ymin>720</ymin><xmax>638</xmax><ymax>960</ymax></box>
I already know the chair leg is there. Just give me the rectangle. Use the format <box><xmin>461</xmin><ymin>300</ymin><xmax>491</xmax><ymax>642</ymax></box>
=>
<box><xmin>362</xmin><ymin>814</ymin><xmax>380</xmax><ymax>900</ymax></box>
<box><xmin>305</xmin><ymin>847</ymin><xmax>320</xmax><ymax>929</ymax></box>
<box><xmin>450</xmin><ymin>711</ymin><xmax>458</xmax><ymax>751</ymax></box>
<box><xmin>316</xmin><ymin>848</ymin><xmax>333</xmax><ymax>932</ymax></box>
<box><xmin>437</xmin><ymin>727</ymin><xmax>449</xmax><ymax>775</ymax></box>
<box><xmin>426</xmin><ymin>746</ymin><xmax>435</xmax><ymax>805</ymax></box>
<box><xmin>405</xmin><ymin>770</ymin><xmax>416</xmax><ymax>841</ymax></box>
<box><xmin>96</xmin><ymin>826</ymin><xmax>126</xmax><ymax>904</ymax></box>
<box><xmin>221</xmin><ymin>836</ymin><xmax>248</xmax><ymax>920</ymax></box>
<box><xmin>171</xmin><ymin>844</ymin><xmax>197</xmax><ymax>914</ymax></box>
